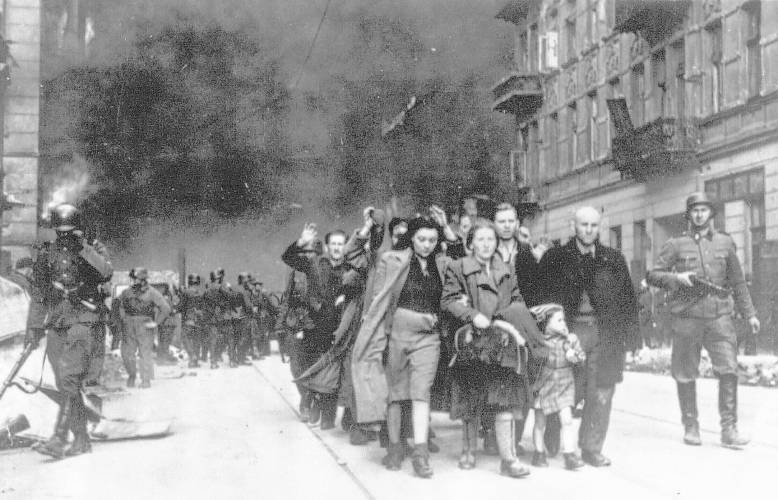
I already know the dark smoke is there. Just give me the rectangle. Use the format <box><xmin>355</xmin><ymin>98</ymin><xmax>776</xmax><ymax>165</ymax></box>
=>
<box><xmin>39</xmin><ymin>0</ymin><xmax>515</xmax><ymax>287</ymax></box>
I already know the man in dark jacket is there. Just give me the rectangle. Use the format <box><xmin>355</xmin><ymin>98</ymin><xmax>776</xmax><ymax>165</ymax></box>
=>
<box><xmin>281</xmin><ymin>224</ymin><xmax>351</xmax><ymax>429</ymax></box>
<box><xmin>537</xmin><ymin>206</ymin><xmax>639</xmax><ymax>467</ymax></box>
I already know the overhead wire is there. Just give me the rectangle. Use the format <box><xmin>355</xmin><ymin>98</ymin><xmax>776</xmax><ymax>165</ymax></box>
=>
<box><xmin>292</xmin><ymin>0</ymin><xmax>334</xmax><ymax>90</ymax></box>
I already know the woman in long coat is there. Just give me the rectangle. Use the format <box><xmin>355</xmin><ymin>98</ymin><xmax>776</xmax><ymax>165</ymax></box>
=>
<box><xmin>442</xmin><ymin>219</ymin><xmax>547</xmax><ymax>478</ymax></box>
<box><xmin>351</xmin><ymin>216</ymin><xmax>449</xmax><ymax>478</ymax></box>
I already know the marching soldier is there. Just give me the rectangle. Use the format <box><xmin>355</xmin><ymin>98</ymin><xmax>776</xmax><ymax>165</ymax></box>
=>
<box><xmin>233</xmin><ymin>272</ymin><xmax>254</xmax><ymax>366</ymax></box>
<box><xmin>179</xmin><ymin>273</ymin><xmax>206</xmax><ymax>368</ymax></box>
<box><xmin>119</xmin><ymin>267</ymin><xmax>171</xmax><ymax>388</ymax></box>
<box><xmin>647</xmin><ymin>192</ymin><xmax>760</xmax><ymax>448</ymax></box>
<box><xmin>203</xmin><ymin>268</ymin><xmax>232</xmax><ymax>368</ymax></box>
<box><xmin>26</xmin><ymin>204</ymin><xmax>113</xmax><ymax>459</ymax></box>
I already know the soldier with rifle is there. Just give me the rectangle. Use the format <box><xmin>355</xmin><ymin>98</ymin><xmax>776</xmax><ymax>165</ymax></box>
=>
<box><xmin>648</xmin><ymin>192</ymin><xmax>760</xmax><ymax>448</ymax></box>
<box><xmin>25</xmin><ymin>204</ymin><xmax>113</xmax><ymax>459</ymax></box>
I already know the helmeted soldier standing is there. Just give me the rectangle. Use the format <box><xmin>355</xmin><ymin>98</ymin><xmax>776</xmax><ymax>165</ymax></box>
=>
<box><xmin>179</xmin><ymin>273</ymin><xmax>206</xmax><ymax>368</ymax></box>
<box><xmin>203</xmin><ymin>268</ymin><xmax>233</xmax><ymax>368</ymax></box>
<box><xmin>26</xmin><ymin>204</ymin><xmax>113</xmax><ymax>459</ymax></box>
<box><xmin>648</xmin><ymin>192</ymin><xmax>760</xmax><ymax>448</ymax></box>
<box><xmin>232</xmin><ymin>272</ymin><xmax>254</xmax><ymax>366</ymax></box>
<box><xmin>119</xmin><ymin>267</ymin><xmax>171</xmax><ymax>388</ymax></box>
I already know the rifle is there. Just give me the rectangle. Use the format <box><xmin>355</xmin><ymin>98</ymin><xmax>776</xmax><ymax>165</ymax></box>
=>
<box><xmin>0</xmin><ymin>343</ymin><xmax>36</xmax><ymax>402</ymax></box>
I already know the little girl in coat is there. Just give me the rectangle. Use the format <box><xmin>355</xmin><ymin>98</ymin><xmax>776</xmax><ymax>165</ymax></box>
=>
<box><xmin>529</xmin><ymin>303</ymin><xmax>585</xmax><ymax>470</ymax></box>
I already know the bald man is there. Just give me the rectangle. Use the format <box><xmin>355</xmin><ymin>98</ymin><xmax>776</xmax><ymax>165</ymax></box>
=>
<box><xmin>537</xmin><ymin>207</ymin><xmax>639</xmax><ymax>467</ymax></box>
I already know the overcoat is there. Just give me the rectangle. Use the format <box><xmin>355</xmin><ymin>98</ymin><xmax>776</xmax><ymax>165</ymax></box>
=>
<box><xmin>537</xmin><ymin>239</ymin><xmax>639</xmax><ymax>387</ymax></box>
<box><xmin>351</xmin><ymin>248</ymin><xmax>448</xmax><ymax>423</ymax></box>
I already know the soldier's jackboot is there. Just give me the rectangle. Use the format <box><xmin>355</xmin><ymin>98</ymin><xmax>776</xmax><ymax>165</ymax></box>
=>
<box><xmin>719</xmin><ymin>375</ymin><xmax>749</xmax><ymax>448</ymax></box>
<box><xmin>65</xmin><ymin>397</ymin><xmax>92</xmax><ymax>457</ymax></box>
<box><xmin>36</xmin><ymin>396</ymin><xmax>74</xmax><ymax>459</ymax></box>
<box><xmin>319</xmin><ymin>394</ymin><xmax>337</xmax><ymax>431</ymax></box>
<box><xmin>677</xmin><ymin>382</ymin><xmax>702</xmax><ymax>445</ymax></box>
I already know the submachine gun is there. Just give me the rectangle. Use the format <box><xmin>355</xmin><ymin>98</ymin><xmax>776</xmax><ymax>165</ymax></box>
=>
<box><xmin>689</xmin><ymin>275</ymin><xmax>732</xmax><ymax>299</ymax></box>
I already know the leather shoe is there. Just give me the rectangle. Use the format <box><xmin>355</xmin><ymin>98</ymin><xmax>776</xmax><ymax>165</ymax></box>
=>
<box><xmin>500</xmin><ymin>459</ymin><xmax>530</xmax><ymax>478</ymax></box>
<box><xmin>531</xmin><ymin>451</ymin><xmax>548</xmax><ymax>467</ymax></box>
<box><xmin>411</xmin><ymin>445</ymin><xmax>433</xmax><ymax>478</ymax></box>
<box><xmin>381</xmin><ymin>443</ymin><xmax>404</xmax><ymax>470</ymax></box>
<box><xmin>581</xmin><ymin>450</ymin><xmax>611</xmax><ymax>467</ymax></box>
<box><xmin>563</xmin><ymin>452</ymin><xmax>584</xmax><ymax>470</ymax></box>
<box><xmin>457</xmin><ymin>450</ymin><xmax>476</xmax><ymax>470</ymax></box>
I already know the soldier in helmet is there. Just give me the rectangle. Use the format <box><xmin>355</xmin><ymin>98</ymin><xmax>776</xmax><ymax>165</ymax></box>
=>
<box><xmin>203</xmin><ymin>268</ymin><xmax>233</xmax><ymax>368</ymax></box>
<box><xmin>25</xmin><ymin>203</ymin><xmax>113</xmax><ymax>459</ymax></box>
<box><xmin>118</xmin><ymin>267</ymin><xmax>171</xmax><ymax>388</ymax></box>
<box><xmin>179</xmin><ymin>273</ymin><xmax>206</xmax><ymax>368</ymax></box>
<box><xmin>232</xmin><ymin>272</ymin><xmax>254</xmax><ymax>366</ymax></box>
<box><xmin>648</xmin><ymin>192</ymin><xmax>760</xmax><ymax>448</ymax></box>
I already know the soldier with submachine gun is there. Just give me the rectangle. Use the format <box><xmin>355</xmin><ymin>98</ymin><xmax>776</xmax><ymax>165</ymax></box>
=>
<box><xmin>648</xmin><ymin>192</ymin><xmax>760</xmax><ymax>450</ymax></box>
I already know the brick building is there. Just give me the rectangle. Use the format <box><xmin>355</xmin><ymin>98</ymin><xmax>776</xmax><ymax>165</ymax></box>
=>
<box><xmin>1</xmin><ymin>0</ymin><xmax>41</xmax><ymax>271</ymax></box>
<box><xmin>493</xmin><ymin>0</ymin><xmax>778</xmax><ymax>342</ymax></box>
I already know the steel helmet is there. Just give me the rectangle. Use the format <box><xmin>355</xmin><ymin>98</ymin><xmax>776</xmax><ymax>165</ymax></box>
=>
<box><xmin>129</xmin><ymin>267</ymin><xmax>148</xmax><ymax>280</ymax></box>
<box><xmin>209</xmin><ymin>268</ymin><xmax>225</xmax><ymax>283</ymax></box>
<box><xmin>50</xmin><ymin>204</ymin><xmax>82</xmax><ymax>232</ymax></box>
<box><xmin>685</xmin><ymin>192</ymin><xmax>715</xmax><ymax>214</ymax></box>
<box><xmin>237</xmin><ymin>272</ymin><xmax>249</xmax><ymax>285</ymax></box>
<box><xmin>187</xmin><ymin>273</ymin><xmax>201</xmax><ymax>286</ymax></box>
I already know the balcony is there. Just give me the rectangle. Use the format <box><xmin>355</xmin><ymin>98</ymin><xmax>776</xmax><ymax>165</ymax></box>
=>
<box><xmin>614</xmin><ymin>0</ymin><xmax>691</xmax><ymax>45</ymax></box>
<box><xmin>492</xmin><ymin>73</ymin><xmax>543</xmax><ymax>122</ymax></box>
<box><xmin>611</xmin><ymin>117</ymin><xmax>701</xmax><ymax>182</ymax></box>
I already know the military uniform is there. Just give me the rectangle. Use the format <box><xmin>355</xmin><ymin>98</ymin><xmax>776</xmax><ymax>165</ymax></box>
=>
<box><xmin>30</xmin><ymin>218</ymin><xmax>113</xmax><ymax>458</ymax></box>
<box><xmin>203</xmin><ymin>281</ymin><xmax>233</xmax><ymax>368</ymax></box>
<box><xmin>179</xmin><ymin>285</ymin><xmax>206</xmax><ymax>367</ymax></box>
<box><xmin>230</xmin><ymin>284</ymin><xmax>253</xmax><ymax>365</ymax></box>
<box><xmin>648</xmin><ymin>217</ymin><xmax>756</xmax><ymax>446</ymax></box>
<box><xmin>119</xmin><ymin>282</ymin><xmax>171</xmax><ymax>386</ymax></box>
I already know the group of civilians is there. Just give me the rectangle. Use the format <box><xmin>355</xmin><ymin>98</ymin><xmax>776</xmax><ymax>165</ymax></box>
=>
<box><xmin>275</xmin><ymin>192</ymin><xmax>757</xmax><ymax>479</ymax></box>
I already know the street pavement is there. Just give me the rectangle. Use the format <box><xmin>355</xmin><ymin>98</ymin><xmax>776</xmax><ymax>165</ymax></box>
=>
<box><xmin>1</xmin><ymin>344</ymin><xmax>777</xmax><ymax>500</ymax></box>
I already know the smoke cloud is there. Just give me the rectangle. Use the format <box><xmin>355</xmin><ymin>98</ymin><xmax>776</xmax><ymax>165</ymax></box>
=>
<box><xmin>40</xmin><ymin>0</ymin><xmax>516</xmax><ymax>287</ymax></box>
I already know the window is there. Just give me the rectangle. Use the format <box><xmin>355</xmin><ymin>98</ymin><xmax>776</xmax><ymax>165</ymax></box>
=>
<box><xmin>745</xmin><ymin>2</ymin><xmax>761</xmax><ymax>98</ymax></box>
<box><xmin>529</xmin><ymin>120</ymin><xmax>540</xmax><ymax>185</ymax></box>
<box><xmin>568</xmin><ymin>103</ymin><xmax>578</xmax><ymax>169</ymax></box>
<box><xmin>631</xmin><ymin>64</ymin><xmax>646</xmax><ymax>126</ymax></box>
<box><xmin>566</xmin><ymin>17</ymin><xmax>577</xmax><ymax>62</ymax></box>
<box><xmin>530</xmin><ymin>24</ymin><xmax>539</xmax><ymax>72</ymax></box>
<box><xmin>610</xmin><ymin>225</ymin><xmax>622</xmax><ymax>250</ymax></box>
<box><xmin>707</xmin><ymin>21</ymin><xmax>724</xmax><ymax>113</ymax></box>
<box><xmin>652</xmin><ymin>50</ymin><xmax>667</xmax><ymax>119</ymax></box>
<box><xmin>547</xmin><ymin>112</ymin><xmax>560</xmax><ymax>179</ymax></box>
<box><xmin>673</xmin><ymin>40</ymin><xmax>686</xmax><ymax>117</ymax></box>
<box><xmin>518</xmin><ymin>31</ymin><xmax>529</xmax><ymax>72</ymax></box>
<box><xmin>607</xmin><ymin>77</ymin><xmax>622</xmax><ymax>147</ymax></box>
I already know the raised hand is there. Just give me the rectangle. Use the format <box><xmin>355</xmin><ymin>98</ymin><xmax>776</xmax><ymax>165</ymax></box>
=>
<box><xmin>298</xmin><ymin>222</ymin><xmax>318</xmax><ymax>247</ymax></box>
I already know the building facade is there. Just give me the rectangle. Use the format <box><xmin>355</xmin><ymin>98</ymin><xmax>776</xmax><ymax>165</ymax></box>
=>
<box><xmin>1</xmin><ymin>0</ymin><xmax>42</xmax><ymax>271</ymax></box>
<box><xmin>493</xmin><ymin>0</ymin><xmax>778</xmax><ymax>342</ymax></box>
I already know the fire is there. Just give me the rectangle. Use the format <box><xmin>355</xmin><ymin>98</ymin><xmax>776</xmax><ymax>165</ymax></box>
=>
<box><xmin>41</xmin><ymin>155</ymin><xmax>92</xmax><ymax>220</ymax></box>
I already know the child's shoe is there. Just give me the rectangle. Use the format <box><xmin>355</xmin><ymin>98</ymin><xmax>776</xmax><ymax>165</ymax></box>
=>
<box><xmin>564</xmin><ymin>452</ymin><xmax>584</xmax><ymax>470</ymax></box>
<box><xmin>531</xmin><ymin>451</ymin><xmax>548</xmax><ymax>467</ymax></box>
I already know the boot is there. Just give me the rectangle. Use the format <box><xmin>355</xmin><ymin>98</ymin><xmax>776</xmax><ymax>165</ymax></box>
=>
<box><xmin>677</xmin><ymin>382</ymin><xmax>701</xmax><ymax>445</ymax></box>
<box><xmin>381</xmin><ymin>442</ymin><xmax>404</xmax><ymax>470</ymax></box>
<box><xmin>65</xmin><ymin>397</ymin><xmax>91</xmax><ymax>457</ymax></box>
<box><xmin>308</xmin><ymin>397</ymin><xmax>321</xmax><ymax>426</ymax></box>
<box><xmin>126</xmin><ymin>374</ymin><xmax>136</xmax><ymax>388</ymax></box>
<box><xmin>410</xmin><ymin>443</ymin><xmax>433</xmax><ymax>478</ymax></box>
<box><xmin>719</xmin><ymin>375</ymin><xmax>749</xmax><ymax>448</ymax></box>
<box><xmin>36</xmin><ymin>396</ymin><xmax>73</xmax><ymax>459</ymax></box>
<box><xmin>341</xmin><ymin>407</ymin><xmax>354</xmax><ymax>432</ymax></box>
<box><xmin>500</xmin><ymin>459</ymin><xmax>531</xmax><ymax>478</ymax></box>
<box><xmin>319</xmin><ymin>395</ymin><xmax>337</xmax><ymax>430</ymax></box>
